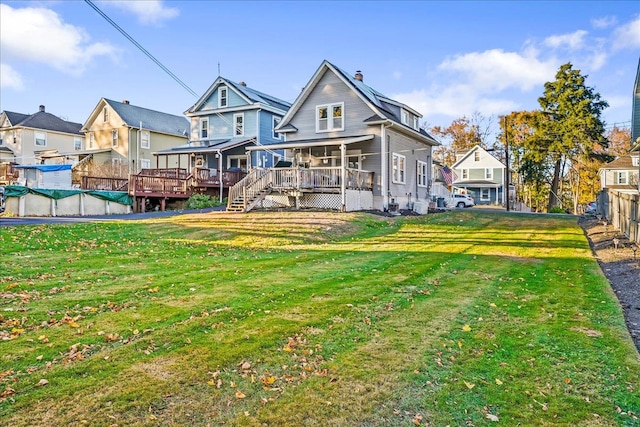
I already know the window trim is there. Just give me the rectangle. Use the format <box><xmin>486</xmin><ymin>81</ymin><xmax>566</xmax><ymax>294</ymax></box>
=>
<box><xmin>200</xmin><ymin>118</ymin><xmax>209</xmax><ymax>139</ymax></box>
<box><xmin>401</xmin><ymin>110</ymin><xmax>409</xmax><ymax>125</ymax></box>
<box><xmin>35</xmin><ymin>131</ymin><xmax>46</xmax><ymax>147</ymax></box>
<box><xmin>616</xmin><ymin>171</ymin><xmax>628</xmax><ymax>185</ymax></box>
<box><xmin>226</xmin><ymin>154</ymin><xmax>247</xmax><ymax>170</ymax></box>
<box><xmin>392</xmin><ymin>152</ymin><xmax>406</xmax><ymax>184</ymax></box>
<box><xmin>413</xmin><ymin>116</ymin><xmax>419</xmax><ymax>130</ymax></box>
<box><xmin>233</xmin><ymin>113</ymin><xmax>244</xmax><ymax>137</ymax></box>
<box><xmin>103</xmin><ymin>107</ymin><xmax>108</xmax><ymax>122</ymax></box>
<box><xmin>140</xmin><ymin>158</ymin><xmax>151</xmax><ymax>170</ymax></box>
<box><xmin>219</xmin><ymin>86</ymin><xmax>228</xmax><ymax>108</ymax></box>
<box><xmin>315</xmin><ymin>102</ymin><xmax>344</xmax><ymax>133</ymax></box>
<box><xmin>462</xmin><ymin>168</ymin><xmax>468</xmax><ymax>180</ymax></box>
<box><xmin>140</xmin><ymin>130</ymin><xmax>150</xmax><ymax>149</ymax></box>
<box><xmin>112</xmin><ymin>129</ymin><xmax>118</xmax><ymax>147</ymax></box>
<box><xmin>272</xmin><ymin>116</ymin><xmax>282</xmax><ymax>139</ymax></box>
<box><xmin>480</xmin><ymin>188</ymin><xmax>490</xmax><ymax>201</ymax></box>
<box><xmin>74</xmin><ymin>137</ymin><xmax>82</xmax><ymax>151</ymax></box>
<box><xmin>474</xmin><ymin>151</ymin><xmax>480</xmax><ymax>161</ymax></box>
<box><xmin>417</xmin><ymin>160</ymin><xmax>428</xmax><ymax>188</ymax></box>
<box><xmin>89</xmin><ymin>132</ymin><xmax>95</xmax><ymax>149</ymax></box>
<box><xmin>485</xmin><ymin>168</ymin><xmax>493</xmax><ymax>180</ymax></box>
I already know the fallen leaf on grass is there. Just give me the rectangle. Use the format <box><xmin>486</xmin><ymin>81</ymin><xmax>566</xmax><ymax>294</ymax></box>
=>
<box><xmin>495</xmin><ymin>378</ymin><xmax>503</xmax><ymax>385</ymax></box>
<box><xmin>464</xmin><ymin>381</ymin><xmax>475</xmax><ymax>389</ymax></box>
<box><xmin>37</xmin><ymin>379</ymin><xmax>49</xmax><ymax>387</ymax></box>
<box><xmin>486</xmin><ymin>413</ymin><xmax>499</xmax><ymax>422</ymax></box>
<box><xmin>462</xmin><ymin>325</ymin><xmax>471</xmax><ymax>332</ymax></box>
<box><xmin>235</xmin><ymin>391</ymin><xmax>246</xmax><ymax>399</ymax></box>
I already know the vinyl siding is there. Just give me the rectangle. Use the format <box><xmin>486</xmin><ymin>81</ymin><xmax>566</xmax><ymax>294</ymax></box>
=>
<box><xmin>286</xmin><ymin>70</ymin><xmax>377</xmax><ymax>141</ymax></box>
<box><xmin>387</xmin><ymin>128</ymin><xmax>432</xmax><ymax>200</ymax></box>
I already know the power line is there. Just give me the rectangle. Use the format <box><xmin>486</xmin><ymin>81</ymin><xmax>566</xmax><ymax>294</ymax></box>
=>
<box><xmin>84</xmin><ymin>0</ymin><xmax>198</xmax><ymax>98</ymax></box>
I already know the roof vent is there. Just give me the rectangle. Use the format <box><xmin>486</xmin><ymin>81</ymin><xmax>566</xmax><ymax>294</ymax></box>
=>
<box><xmin>39</xmin><ymin>105</ymin><xmax>45</xmax><ymax>112</ymax></box>
<box><xmin>122</xmin><ymin>100</ymin><xmax>130</xmax><ymax>104</ymax></box>
<box><xmin>354</xmin><ymin>71</ymin><xmax>363</xmax><ymax>81</ymax></box>
<box><xmin>239</xmin><ymin>81</ymin><xmax>247</xmax><ymax>87</ymax></box>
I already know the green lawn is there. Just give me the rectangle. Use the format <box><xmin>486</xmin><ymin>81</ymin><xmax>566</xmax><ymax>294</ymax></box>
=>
<box><xmin>0</xmin><ymin>210</ymin><xmax>638</xmax><ymax>426</ymax></box>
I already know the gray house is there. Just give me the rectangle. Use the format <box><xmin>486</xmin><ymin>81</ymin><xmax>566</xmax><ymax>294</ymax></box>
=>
<box><xmin>451</xmin><ymin>145</ymin><xmax>507</xmax><ymax>205</ymax></box>
<box><xmin>228</xmin><ymin>60</ymin><xmax>439</xmax><ymax>212</ymax></box>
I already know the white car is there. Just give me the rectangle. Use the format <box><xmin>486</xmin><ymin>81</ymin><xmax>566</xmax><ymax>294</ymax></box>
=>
<box><xmin>450</xmin><ymin>194</ymin><xmax>475</xmax><ymax>208</ymax></box>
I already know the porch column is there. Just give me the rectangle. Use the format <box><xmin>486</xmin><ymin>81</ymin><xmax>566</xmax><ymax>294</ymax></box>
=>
<box><xmin>341</xmin><ymin>144</ymin><xmax>346</xmax><ymax>211</ymax></box>
<box><xmin>218</xmin><ymin>150</ymin><xmax>223</xmax><ymax>203</ymax></box>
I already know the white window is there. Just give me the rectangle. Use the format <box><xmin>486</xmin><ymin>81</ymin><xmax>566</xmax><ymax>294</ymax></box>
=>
<box><xmin>112</xmin><ymin>129</ymin><xmax>118</xmax><ymax>147</ymax></box>
<box><xmin>417</xmin><ymin>160</ymin><xmax>428</xmax><ymax>187</ymax></box>
<box><xmin>89</xmin><ymin>132</ymin><xmax>95</xmax><ymax>148</ymax></box>
<box><xmin>616</xmin><ymin>171</ymin><xmax>628</xmax><ymax>185</ymax></box>
<box><xmin>35</xmin><ymin>132</ymin><xmax>46</xmax><ymax>147</ymax></box>
<box><xmin>74</xmin><ymin>138</ymin><xmax>82</xmax><ymax>151</ymax></box>
<box><xmin>219</xmin><ymin>87</ymin><xmax>228</xmax><ymax>108</ymax></box>
<box><xmin>200</xmin><ymin>118</ymin><xmax>208</xmax><ymax>139</ymax></box>
<box><xmin>227</xmin><ymin>155</ymin><xmax>247</xmax><ymax>170</ymax></box>
<box><xmin>316</xmin><ymin>103</ymin><xmax>344</xmax><ymax>132</ymax></box>
<box><xmin>140</xmin><ymin>159</ymin><xmax>151</xmax><ymax>169</ymax></box>
<box><xmin>234</xmin><ymin>113</ymin><xmax>244</xmax><ymax>136</ymax></box>
<box><xmin>462</xmin><ymin>169</ymin><xmax>468</xmax><ymax>180</ymax></box>
<box><xmin>401</xmin><ymin>110</ymin><xmax>409</xmax><ymax>125</ymax></box>
<box><xmin>633</xmin><ymin>157</ymin><xmax>639</xmax><ymax>167</ymax></box>
<box><xmin>103</xmin><ymin>107</ymin><xmax>108</xmax><ymax>122</ymax></box>
<box><xmin>485</xmin><ymin>168</ymin><xmax>493</xmax><ymax>179</ymax></box>
<box><xmin>140</xmin><ymin>131</ymin><xmax>150</xmax><ymax>149</ymax></box>
<box><xmin>392</xmin><ymin>153</ymin><xmax>406</xmax><ymax>184</ymax></box>
<box><xmin>481</xmin><ymin>188</ymin><xmax>490</xmax><ymax>201</ymax></box>
<box><xmin>272</xmin><ymin>116</ymin><xmax>281</xmax><ymax>139</ymax></box>
<box><xmin>474</xmin><ymin>151</ymin><xmax>480</xmax><ymax>161</ymax></box>
<box><xmin>413</xmin><ymin>116</ymin><xmax>419</xmax><ymax>130</ymax></box>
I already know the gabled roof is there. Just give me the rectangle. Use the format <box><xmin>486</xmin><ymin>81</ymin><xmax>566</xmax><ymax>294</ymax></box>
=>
<box><xmin>276</xmin><ymin>60</ymin><xmax>439</xmax><ymax>145</ymax></box>
<box><xmin>1</xmin><ymin>110</ymin><xmax>82</xmax><ymax>135</ymax></box>
<box><xmin>185</xmin><ymin>77</ymin><xmax>290</xmax><ymax>115</ymax></box>
<box><xmin>155</xmin><ymin>137</ymin><xmax>256</xmax><ymax>155</ymax></box>
<box><xmin>104</xmin><ymin>99</ymin><xmax>189</xmax><ymax>137</ymax></box>
<box><xmin>82</xmin><ymin>98</ymin><xmax>190</xmax><ymax>137</ymax></box>
<box><xmin>451</xmin><ymin>145</ymin><xmax>505</xmax><ymax>169</ymax></box>
<box><xmin>601</xmin><ymin>155</ymin><xmax>637</xmax><ymax>170</ymax></box>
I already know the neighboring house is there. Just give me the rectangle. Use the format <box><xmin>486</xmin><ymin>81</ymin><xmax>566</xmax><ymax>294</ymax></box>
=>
<box><xmin>229</xmin><ymin>60</ymin><xmax>439</xmax><ymax>212</ymax></box>
<box><xmin>77</xmin><ymin>98</ymin><xmax>190</xmax><ymax>180</ymax></box>
<box><xmin>451</xmin><ymin>145</ymin><xmax>507</xmax><ymax>205</ymax></box>
<box><xmin>0</xmin><ymin>105</ymin><xmax>84</xmax><ymax>165</ymax></box>
<box><xmin>598</xmin><ymin>154</ymin><xmax>640</xmax><ymax>190</ymax></box>
<box><xmin>431</xmin><ymin>161</ymin><xmax>456</xmax><ymax>199</ymax></box>
<box><xmin>632</xmin><ymin>57</ymin><xmax>640</xmax><ymax>147</ymax></box>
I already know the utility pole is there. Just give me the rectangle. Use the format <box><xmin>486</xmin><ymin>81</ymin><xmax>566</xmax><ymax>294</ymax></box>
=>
<box><xmin>504</xmin><ymin>116</ymin><xmax>510</xmax><ymax>212</ymax></box>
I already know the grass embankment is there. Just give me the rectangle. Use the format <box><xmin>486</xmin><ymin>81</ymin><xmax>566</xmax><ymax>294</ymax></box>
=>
<box><xmin>0</xmin><ymin>210</ymin><xmax>638</xmax><ymax>426</ymax></box>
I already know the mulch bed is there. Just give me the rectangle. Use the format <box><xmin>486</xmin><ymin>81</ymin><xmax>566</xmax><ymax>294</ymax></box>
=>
<box><xmin>579</xmin><ymin>216</ymin><xmax>640</xmax><ymax>353</ymax></box>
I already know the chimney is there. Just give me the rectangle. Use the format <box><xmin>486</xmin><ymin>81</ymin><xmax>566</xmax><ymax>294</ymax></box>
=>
<box><xmin>39</xmin><ymin>105</ymin><xmax>45</xmax><ymax>112</ymax></box>
<box><xmin>354</xmin><ymin>70</ymin><xmax>363</xmax><ymax>81</ymax></box>
<box><xmin>122</xmin><ymin>100</ymin><xmax>130</xmax><ymax>104</ymax></box>
<box><xmin>239</xmin><ymin>81</ymin><xmax>247</xmax><ymax>87</ymax></box>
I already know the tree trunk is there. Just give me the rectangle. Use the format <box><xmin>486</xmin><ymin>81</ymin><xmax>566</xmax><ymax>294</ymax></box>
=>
<box><xmin>547</xmin><ymin>158</ymin><xmax>561</xmax><ymax>212</ymax></box>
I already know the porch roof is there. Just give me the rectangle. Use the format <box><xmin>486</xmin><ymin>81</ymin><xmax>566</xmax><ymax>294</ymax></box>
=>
<box><xmin>454</xmin><ymin>180</ymin><xmax>501</xmax><ymax>188</ymax></box>
<box><xmin>154</xmin><ymin>137</ymin><xmax>256</xmax><ymax>156</ymax></box>
<box><xmin>245</xmin><ymin>134</ymin><xmax>374</xmax><ymax>151</ymax></box>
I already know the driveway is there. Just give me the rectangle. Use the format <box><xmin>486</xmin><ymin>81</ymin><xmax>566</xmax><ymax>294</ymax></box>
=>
<box><xmin>0</xmin><ymin>206</ymin><xmax>226</xmax><ymax>227</ymax></box>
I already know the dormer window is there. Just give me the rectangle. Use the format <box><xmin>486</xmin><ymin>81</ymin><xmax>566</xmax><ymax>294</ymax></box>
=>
<box><xmin>316</xmin><ymin>103</ymin><xmax>344</xmax><ymax>132</ymax></box>
<box><xmin>413</xmin><ymin>116</ymin><xmax>419</xmax><ymax>130</ymax></box>
<box><xmin>401</xmin><ymin>110</ymin><xmax>409</xmax><ymax>125</ymax></box>
<box><xmin>219</xmin><ymin>87</ymin><xmax>228</xmax><ymax>108</ymax></box>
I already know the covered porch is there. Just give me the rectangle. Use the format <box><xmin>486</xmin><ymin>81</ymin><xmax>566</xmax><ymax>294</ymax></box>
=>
<box><xmin>454</xmin><ymin>180</ymin><xmax>504</xmax><ymax>205</ymax></box>
<box><xmin>228</xmin><ymin>135</ymin><xmax>376</xmax><ymax>212</ymax></box>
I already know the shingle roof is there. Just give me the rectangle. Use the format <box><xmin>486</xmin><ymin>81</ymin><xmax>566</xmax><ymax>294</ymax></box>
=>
<box><xmin>605</xmin><ymin>155</ymin><xmax>635</xmax><ymax>169</ymax></box>
<box><xmin>225</xmin><ymin>80</ymin><xmax>291</xmax><ymax>111</ymax></box>
<box><xmin>2</xmin><ymin>110</ymin><xmax>82</xmax><ymax>135</ymax></box>
<box><xmin>104</xmin><ymin>99</ymin><xmax>190</xmax><ymax>137</ymax></box>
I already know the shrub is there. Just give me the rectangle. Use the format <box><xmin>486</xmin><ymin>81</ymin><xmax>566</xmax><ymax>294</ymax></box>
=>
<box><xmin>549</xmin><ymin>206</ymin><xmax>567</xmax><ymax>214</ymax></box>
<box><xmin>185</xmin><ymin>194</ymin><xmax>223</xmax><ymax>209</ymax></box>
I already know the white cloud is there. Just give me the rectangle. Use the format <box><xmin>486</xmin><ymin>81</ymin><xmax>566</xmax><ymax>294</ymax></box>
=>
<box><xmin>438</xmin><ymin>49</ymin><xmax>557</xmax><ymax>92</ymax></box>
<box><xmin>591</xmin><ymin>16</ymin><xmax>617</xmax><ymax>29</ymax></box>
<box><xmin>0</xmin><ymin>64</ymin><xmax>24</xmax><ymax>90</ymax></box>
<box><xmin>611</xmin><ymin>15</ymin><xmax>640</xmax><ymax>51</ymax></box>
<box><xmin>102</xmin><ymin>1</ymin><xmax>179</xmax><ymax>26</ymax></box>
<box><xmin>0</xmin><ymin>4</ymin><xmax>118</xmax><ymax>76</ymax></box>
<box><xmin>543</xmin><ymin>30</ymin><xmax>588</xmax><ymax>50</ymax></box>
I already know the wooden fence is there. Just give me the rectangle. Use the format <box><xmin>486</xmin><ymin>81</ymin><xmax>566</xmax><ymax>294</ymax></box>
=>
<box><xmin>598</xmin><ymin>188</ymin><xmax>640</xmax><ymax>243</ymax></box>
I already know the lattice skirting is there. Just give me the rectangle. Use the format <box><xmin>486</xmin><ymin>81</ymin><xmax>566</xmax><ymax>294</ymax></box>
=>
<box><xmin>259</xmin><ymin>191</ymin><xmax>374</xmax><ymax>211</ymax></box>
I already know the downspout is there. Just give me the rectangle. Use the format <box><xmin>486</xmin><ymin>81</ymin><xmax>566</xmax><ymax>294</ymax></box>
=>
<box><xmin>380</xmin><ymin>124</ymin><xmax>388</xmax><ymax>209</ymax></box>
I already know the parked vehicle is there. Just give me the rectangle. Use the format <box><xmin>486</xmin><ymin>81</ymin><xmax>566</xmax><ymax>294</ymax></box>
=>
<box><xmin>450</xmin><ymin>193</ymin><xmax>475</xmax><ymax>208</ymax></box>
<box><xmin>585</xmin><ymin>201</ymin><xmax>597</xmax><ymax>214</ymax></box>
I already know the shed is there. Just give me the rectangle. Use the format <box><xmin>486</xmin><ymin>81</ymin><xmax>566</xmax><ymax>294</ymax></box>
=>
<box><xmin>14</xmin><ymin>164</ymin><xmax>73</xmax><ymax>189</ymax></box>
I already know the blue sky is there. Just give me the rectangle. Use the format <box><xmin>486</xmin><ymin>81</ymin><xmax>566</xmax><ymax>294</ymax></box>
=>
<box><xmin>1</xmin><ymin>0</ymin><xmax>639</xmax><ymax>140</ymax></box>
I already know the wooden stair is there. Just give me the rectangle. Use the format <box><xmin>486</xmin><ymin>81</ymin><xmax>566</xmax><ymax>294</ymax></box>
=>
<box><xmin>226</xmin><ymin>168</ymin><xmax>273</xmax><ymax>213</ymax></box>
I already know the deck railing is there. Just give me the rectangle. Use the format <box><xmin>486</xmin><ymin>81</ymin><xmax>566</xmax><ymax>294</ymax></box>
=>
<box><xmin>192</xmin><ymin>168</ymin><xmax>246</xmax><ymax>187</ymax></box>
<box><xmin>81</xmin><ymin>176</ymin><xmax>128</xmax><ymax>191</ymax></box>
<box><xmin>271</xmin><ymin>167</ymin><xmax>373</xmax><ymax>191</ymax></box>
<box><xmin>129</xmin><ymin>175</ymin><xmax>189</xmax><ymax>196</ymax></box>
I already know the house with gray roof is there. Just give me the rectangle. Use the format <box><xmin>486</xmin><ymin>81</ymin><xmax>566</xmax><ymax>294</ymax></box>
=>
<box><xmin>76</xmin><ymin>98</ymin><xmax>190</xmax><ymax>180</ymax></box>
<box><xmin>227</xmin><ymin>60</ymin><xmax>439</xmax><ymax>212</ymax></box>
<box><xmin>599</xmin><ymin>154</ymin><xmax>639</xmax><ymax>190</ymax></box>
<box><xmin>0</xmin><ymin>105</ymin><xmax>84</xmax><ymax>165</ymax></box>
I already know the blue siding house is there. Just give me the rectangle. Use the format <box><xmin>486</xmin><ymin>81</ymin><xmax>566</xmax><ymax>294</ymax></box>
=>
<box><xmin>157</xmin><ymin>77</ymin><xmax>290</xmax><ymax>174</ymax></box>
